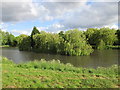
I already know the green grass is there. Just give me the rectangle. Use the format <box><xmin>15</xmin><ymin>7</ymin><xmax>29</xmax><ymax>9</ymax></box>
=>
<box><xmin>2</xmin><ymin>57</ymin><xmax>119</xmax><ymax>88</ymax></box>
<box><xmin>92</xmin><ymin>45</ymin><xmax>120</xmax><ymax>49</ymax></box>
<box><xmin>106</xmin><ymin>45</ymin><xmax>120</xmax><ymax>49</ymax></box>
<box><xmin>0</xmin><ymin>45</ymin><xmax>10</xmax><ymax>48</ymax></box>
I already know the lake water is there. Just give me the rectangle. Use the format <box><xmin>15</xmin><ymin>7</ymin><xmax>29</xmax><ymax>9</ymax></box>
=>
<box><xmin>0</xmin><ymin>47</ymin><xmax>119</xmax><ymax>68</ymax></box>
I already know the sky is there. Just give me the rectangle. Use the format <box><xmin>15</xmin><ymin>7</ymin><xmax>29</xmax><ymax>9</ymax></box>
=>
<box><xmin>0</xmin><ymin>0</ymin><xmax>119</xmax><ymax>36</ymax></box>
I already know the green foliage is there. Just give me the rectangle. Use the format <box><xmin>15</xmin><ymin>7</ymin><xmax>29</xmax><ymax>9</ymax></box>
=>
<box><xmin>16</xmin><ymin>34</ymin><xmax>28</xmax><ymax>45</ymax></box>
<box><xmin>99</xmin><ymin>28</ymin><xmax>117</xmax><ymax>45</ymax></box>
<box><xmin>0</xmin><ymin>30</ymin><xmax>17</xmax><ymax>47</ymax></box>
<box><xmin>2</xmin><ymin>57</ymin><xmax>14</xmax><ymax>64</ymax></box>
<box><xmin>7</xmin><ymin>34</ymin><xmax>17</xmax><ymax>47</ymax></box>
<box><xmin>19</xmin><ymin>36</ymin><xmax>31</xmax><ymax>51</ymax></box>
<box><xmin>31</xmin><ymin>26</ymin><xmax>40</xmax><ymax>38</ymax></box>
<box><xmin>84</xmin><ymin>28</ymin><xmax>98</xmax><ymax>45</ymax></box>
<box><xmin>0</xmin><ymin>32</ymin><xmax>2</xmax><ymax>46</ymax></box>
<box><xmin>116</xmin><ymin>29</ymin><xmax>120</xmax><ymax>45</ymax></box>
<box><xmin>61</xmin><ymin>29</ymin><xmax>93</xmax><ymax>56</ymax></box>
<box><xmin>2</xmin><ymin>57</ymin><xmax>119</xmax><ymax>88</ymax></box>
<box><xmin>106</xmin><ymin>45</ymin><xmax>120</xmax><ymax>49</ymax></box>
<box><xmin>33</xmin><ymin>31</ymin><xmax>61</xmax><ymax>53</ymax></box>
<box><xmin>1</xmin><ymin>27</ymin><xmax>120</xmax><ymax>53</ymax></box>
<box><xmin>0</xmin><ymin>45</ymin><xmax>9</xmax><ymax>47</ymax></box>
<box><xmin>58</xmin><ymin>31</ymin><xmax>65</xmax><ymax>39</ymax></box>
<box><xmin>17</xmin><ymin>59</ymin><xmax>74</xmax><ymax>72</ymax></box>
<box><xmin>16</xmin><ymin>34</ymin><xmax>31</xmax><ymax>51</ymax></box>
<box><xmin>31</xmin><ymin>26</ymin><xmax>40</xmax><ymax>48</ymax></box>
<box><xmin>97</xmin><ymin>40</ymin><xmax>106</xmax><ymax>50</ymax></box>
<box><xmin>33</xmin><ymin>29</ymin><xmax>93</xmax><ymax>56</ymax></box>
<box><xmin>0</xmin><ymin>30</ymin><xmax>9</xmax><ymax>45</ymax></box>
<box><xmin>85</xmin><ymin>27</ymin><xmax>117</xmax><ymax>49</ymax></box>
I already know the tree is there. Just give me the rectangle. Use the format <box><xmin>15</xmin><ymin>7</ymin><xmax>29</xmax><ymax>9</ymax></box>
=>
<box><xmin>99</xmin><ymin>28</ymin><xmax>117</xmax><ymax>45</ymax></box>
<box><xmin>84</xmin><ymin>28</ymin><xmax>98</xmax><ymax>45</ymax></box>
<box><xmin>0</xmin><ymin>30</ymin><xmax>17</xmax><ymax>46</ymax></box>
<box><xmin>31</xmin><ymin>26</ymin><xmax>40</xmax><ymax>48</ymax></box>
<box><xmin>85</xmin><ymin>27</ymin><xmax>117</xmax><ymax>49</ymax></box>
<box><xmin>61</xmin><ymin>29</ymin><xmax>93</xmax><ymax>56</ymax></box>
<box><xmin>33</xmin><ymin>31</ymin><xmax>61</xmax><ymax>53</ymax></box>
<box><xmin>116</xmin><ymin>29</ymin><xmax>120</xmax><ymax>45</ymax></box>
<box><xmin>97</xmin><ymin>40</ymin><xmax>106</xmax><ymax>50</ymax></box>
<box><xmin>17</xmin><ymin>34</ymin><xmax>31</xmax><ymax>51</ymax></box>
<box><xmin>33</xmin><ymin>29</ymin><xmax>93</xmax><ymax>56</ymax></box>
<box><xmin>7</xmin><ymin>33</ymin><xmax>17</xmax><ymax>47</ymax></box>
<box><xmin>58</xmin><ymin>31</ymin><xmax>65</xmax><ymax>39</ymax></box>
<box><xmin>0</xmin><ymin>30</ymin><xmax>2</xmax><ymax>46</ymax></box>
<box><xmin>1</xmin><ymin>31</ymin><xmax>9</xmax><ymax>45</ymax></box>
<box><xmin>16</xmin><ymin>34</ymin><xmax>28</xmax><ymax>46</ymax></box>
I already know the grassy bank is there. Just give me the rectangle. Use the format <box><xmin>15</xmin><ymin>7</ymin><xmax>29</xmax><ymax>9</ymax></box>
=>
<box><xmin>2</xmin><ymin>57</ymin><xmax>119</xmax><ymax>88</ymax></box>
<box><xmin>92</xmin><ymin>45</ymin><xmax>120</xmax><ymax>49</ymax></box>
<box><xmin>0</xmin><ymin>45</ymin><xmax>10</xmax><ymax>48</ymax></box>
<box><xmin>106</xmin><ymin>45</ymin><xmax>120</xmax><ymax>49</ymax></box>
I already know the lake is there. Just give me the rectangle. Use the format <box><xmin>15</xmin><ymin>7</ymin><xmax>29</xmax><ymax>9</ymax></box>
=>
<box><xmin>0</xmin><ymin>47</ymin><xmax>119</xmax><ymax>68</ymax></box>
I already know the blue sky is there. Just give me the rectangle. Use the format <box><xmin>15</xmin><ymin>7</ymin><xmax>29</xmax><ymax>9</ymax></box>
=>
<box><xmin>1</xmin><ymin>0</ymin><xmax>118</xmax><ymax>36</ymax></box>
<box><xmin>6</xmin><ymin>19</ymin><xmax>59</xmax><ymax>31</ymax></box>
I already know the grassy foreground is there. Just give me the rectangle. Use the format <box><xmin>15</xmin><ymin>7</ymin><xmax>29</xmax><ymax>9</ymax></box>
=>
<box><xmin>2</xmin><ymin>57</ymin><xmax>119</xmax><ymax>88</ymax></box>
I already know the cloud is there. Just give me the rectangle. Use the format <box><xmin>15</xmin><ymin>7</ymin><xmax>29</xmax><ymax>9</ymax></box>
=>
<box><xmin>2</xmin><ymin>0</ymin><xmax>39</xmax><ymax>22</ymax></box>
<box><xmin>1</xmin><ymin>0</ymin><xmax>118</xmax><ymax>34</ymax></box>
<box><xmin>2</xmin><ymin>0</ymin><xmax>88</xmax><ymax>22</ymax></box>
<box><xmin>105</xmin><ymin>24</ymin><xmax>118</xmax><ymax>29</ymax></box>
<box><xmin>2</xmin><ymin>0</ymin><xmax>32</xmax><ymax>2</ymax></box>
<box><xmin>38</xmin><ymin>23</ymin><xmax>65</xmax><ymax>33</ymax></box>
<box><xmin>0</xmin><ymin>22</ymin><xmax>8</xmax><ymax>31</ymax></box>
<box><xmin>11</xmin><ymin>29</ymin><xmax>32</xmax><ymax>36</ymax></box>
<box><xmin>0</xmin><ymin>22</ymin><xmax>4</xmax><ymax>29</ymax></box>
<box><xmin>61</xmin><ymin>2</ymin><xmax>118</xmax><ymax>29</ymax></box>
<box><xmin>34</xmin><ymin>0</ymin><xmax>119</xmax><ymax>2</ymax></box>
<box><xmin>1</xmin><ymin>29</ymin><xmax>7</xmax><ymax>32</ymax></box>
<box><xmin>87</xmin><ymin>0</ymin><xmax>119</xmax><ymax>2</ymax></box>
<box><xmin>10</xmin><ymin>23</ymin><xmax>64</xmax><ymax>36</ymax></box>
<box><xmin>40</xmin><ymin>1</ymin><xmax>87</xmax><ymax>19</ymax></box>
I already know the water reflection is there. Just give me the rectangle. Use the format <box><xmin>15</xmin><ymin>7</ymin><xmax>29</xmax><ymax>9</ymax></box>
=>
<box><xmin>0</xmin><ymin>47</ymin><xmax>118</xmax><ymax>68</ymax></box>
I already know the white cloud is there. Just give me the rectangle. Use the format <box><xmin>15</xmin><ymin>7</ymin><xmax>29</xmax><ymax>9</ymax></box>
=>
<box><xmin>1</xmin><ymin>0</ymin><xmax>88</xmax><ymax>22</ymax></box>
<box><xmin>2</xmin><ymin>0</ymin><xmax>39</xmax><ymax>22</ymax></box>
<box><xmin>34</xmin><ymin>0</ymin><xmax>119</xmax><ymax>2</ymax></box>
<box><xmin>105</xmin><ymin>24</ymin><xmax>118</xmax><ymax>30</ymax></box>
<box><xmin>87</xmin><ymin>0</ymin><xmax>119</xmax><ymax>2</ymax></box>
<box><xmin>11</xmin><ymin>29</ymin><xmax>32</xmax><ymax>36</ymax></box>
<box><xmin>1</xmin><ymin>0</ymin><xmax>118</xmax><ymax>34</ymax></box>
<box><xmin>0</xmin><ymin>22</ymin><xmax>4</xmax><ymax>29</ymax></box>
<box><xmin>0</xmin><ymin>22</ymin><xmax>8</xmax><ymax>31</ymax></box>
<box><xmin>1</xmin><ymin>29</ymin><xmax>7</xmax><ymax>32</ymax></box>
<box><xmin>38</xmin><ymin>23</ymin><xmax>64</xmax><ymax>33</ymax></box>
<box><xmin>61</xmin><ymin>2</ymin><xmax>118</xmax><ymax>29</ymax></box>
<box><xmin>10</xmin><ymin>23</ymin><xmax>64</xmax><ymax>36</ymax></box>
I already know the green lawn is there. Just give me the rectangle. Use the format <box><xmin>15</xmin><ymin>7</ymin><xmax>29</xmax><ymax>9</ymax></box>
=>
<box><xmin>2</xmin><ymin>57</ymin><xmax>119</xmax><ymax>88</ymax></box>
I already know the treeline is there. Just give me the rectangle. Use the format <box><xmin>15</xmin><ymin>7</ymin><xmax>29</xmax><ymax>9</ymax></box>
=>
<box><xmin>0</xmin><ymin>27</ymin><xmax>120</xmax><ymax>56</ymax></box>
<box><xmin>84</xmin><ymin>28</ymin><xmax>120</xmax><ymax>49</ymax></box>
<box><xmin>0</xmin><ymin>30</ymin><xmax>17</xmax><ymax>46</ymax></box>
<box><xmin>18</xmin><ymin>27</ymin><xmax>93</xmax><ymax>56</ymax></box>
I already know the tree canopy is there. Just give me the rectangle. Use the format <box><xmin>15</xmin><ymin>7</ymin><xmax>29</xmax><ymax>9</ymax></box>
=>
<box><xmin>85</xmin><ymin>27</ymin><xmax>117</xmax><ymax>49</ymax></box>
<box><xmin>31</xmin><ymin>26</ymin><xmax>40</xmax><ymax>48</ymax></box>
<box><xmin>116</xmin><ymin>29</ymin><xmax>120</xmax><ymax>45</ymax></box>
<box><xmin>16</xmin><ymin>34</ymin><xmax>31</xmax><ymax>51</ymax></box>
<box><xmin>1</xmin><ymin>27</ymin><xmax>119</xmax><ymax>56</ymax></box>
<box><xmin>32</xmin><ymin>29</ymin><xmax>93</xmax><ymax>56</ymax></box>
<box><xmin>0</xmin><ymin>30</ymin><xmax>17</xmax><ymax>47</ymax></box>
